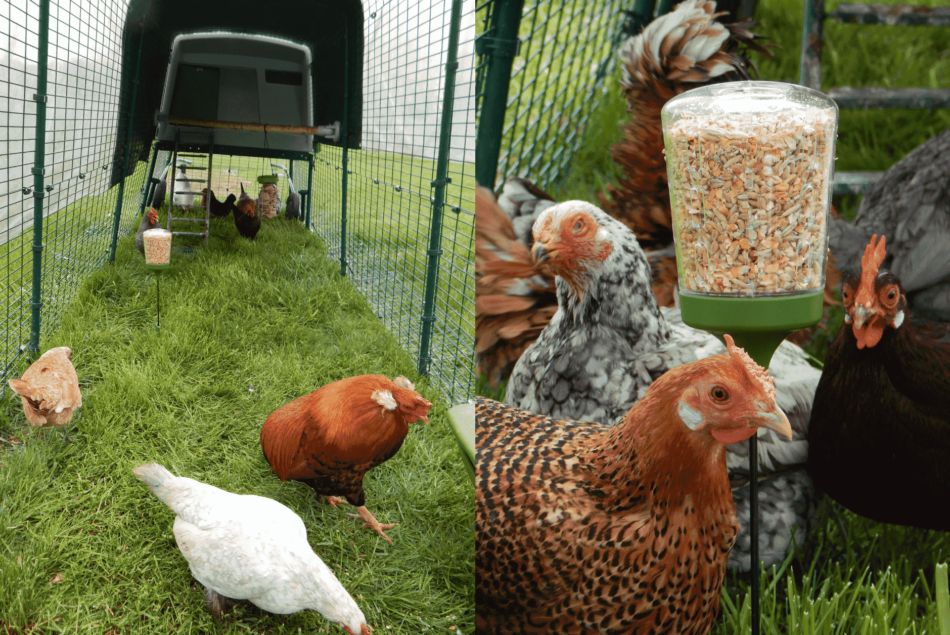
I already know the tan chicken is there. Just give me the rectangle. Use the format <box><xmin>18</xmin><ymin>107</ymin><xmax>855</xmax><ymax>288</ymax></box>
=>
<box><xmin>8</xmin><ymin>346</ymin><xmax>82</xmax><ymax>433</ymax></box>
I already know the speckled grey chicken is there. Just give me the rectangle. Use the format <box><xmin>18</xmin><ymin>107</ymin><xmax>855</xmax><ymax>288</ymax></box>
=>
<box><xmin>505</xmin><ymin>200</ymin><xmax>823</xmax><ymax>572</ymax></box>
<box><xmin>829</xmin><ymin>128</ymin><xmax>950</xmax><ymax>323</ymax></box>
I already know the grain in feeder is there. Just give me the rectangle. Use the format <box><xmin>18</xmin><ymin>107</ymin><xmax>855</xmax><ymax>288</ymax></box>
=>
<box><xmin>662</xmin><ymin>81</ymin><xmax>838</xmax><ymax>298</ymax></box>
<box><xmin>256</xmin><ymin>175</ymin><xmax>282</xmax><ymax>219</ymax></box>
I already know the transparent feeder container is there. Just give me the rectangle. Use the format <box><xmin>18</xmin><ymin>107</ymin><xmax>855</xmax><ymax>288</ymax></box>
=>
<box><xmin>662</xmin><ymin>81</ymin><xmax>838</xmax><ymax>299</ymax></box>
<box><xmin>142</xmin><ymin>228</ymin><xmax>172</xmax><ymax>270</ymax></box>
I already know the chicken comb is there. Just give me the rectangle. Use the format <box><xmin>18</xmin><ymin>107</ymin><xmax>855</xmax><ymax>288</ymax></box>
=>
<box><xmin>860</xmin><ymin>234</ymin><xmax>887</xmax><ymax>290</ymax></box>
<box><xmin>723</xmin><ymin>334</ymin><xmax>775</xmax><ymax>402</ymax></box>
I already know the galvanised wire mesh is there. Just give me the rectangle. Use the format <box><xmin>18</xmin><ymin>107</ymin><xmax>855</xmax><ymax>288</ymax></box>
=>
<box><xmin>476</xmin><ymin>0</ymin><xmax>629</xmax><ymax>191</ymax></box>
<box><xmin>0</xmin><ymin>0</ymin><xmax>150</xmax><ymax>381</ymax></box>
<box><xmin>307</xmin><ymin>0</ymin><xmax>475</xmax><ymax>405</ymax></box>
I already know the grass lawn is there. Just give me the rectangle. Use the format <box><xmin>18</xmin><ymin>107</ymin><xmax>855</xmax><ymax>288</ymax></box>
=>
<box><xmin>0</xmin><ymin>211</ymin><xmax>474</xmax><ymax>634</ymax></box>
<box><xmin>479</xmin><ymin>0</ymin><xmax>950</xmax><ymax>629</ymax></box>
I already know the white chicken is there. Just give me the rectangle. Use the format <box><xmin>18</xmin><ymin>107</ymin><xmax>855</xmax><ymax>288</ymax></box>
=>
<box><xmin>133</xmin><ymin>463</ymin><xmax>371</xmax><ymax>634</ymax></box>
<box><xmin>172</xmin><ymin>164</ymin><xmax>196</xmax><ymax>208</ymax></box>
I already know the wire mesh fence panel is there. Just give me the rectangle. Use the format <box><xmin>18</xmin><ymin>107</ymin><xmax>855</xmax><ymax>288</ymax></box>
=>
<box><xmin>308</xmin><ymin>0</ymin><xmax>475</xmax><ymax>405</ymax></box>
<box><xmin>0</xmin><ymin>0</ymin><xmax>146</xmax><ymax>381</ymax></box>
<box><xmin>476</xmin><ymin>0</ymin><xmax>629</xmax><ymax>191</ymax></box>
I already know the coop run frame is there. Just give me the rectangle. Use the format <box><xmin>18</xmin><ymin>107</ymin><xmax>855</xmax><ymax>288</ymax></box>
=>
<box><xmin>1</xmin><ymin>0</ymin><xmax>475</xmax><ymax>406</ymax></box>
<box><xmin>474</xmin><ymin>0</ymin><xmax>754</xmax><ymax>192</ymax></box>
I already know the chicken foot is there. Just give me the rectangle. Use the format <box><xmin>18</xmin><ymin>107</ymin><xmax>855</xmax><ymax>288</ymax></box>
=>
<box><xmin>322</xmin><ymin>496</ymin><xmax>397</xmax><ymax>543</ymax></box>
<box><xmin>346</xmin><ymin>506</ymin><xmax>398</xmax><ymax>545</ymax></box>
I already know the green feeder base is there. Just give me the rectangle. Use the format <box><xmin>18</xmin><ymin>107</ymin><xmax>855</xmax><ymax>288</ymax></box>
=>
<box><xmin>679</xmin><ymin>290</ymin><xmax>823</xmax><ymax>367</ymax></box>
<box><xmin>145</xmin><ymin>262</ymin><xmax>170</xmax><ymax>271</ymax></box>
<box><xmin>257</xmin><ymin>174</ymin><xmax>279</xmax><ymax>184</ymax></box>
<box><xmin>447</xmin><ymin>402</ymin><xmax>475</xmax><ymax>482</ymax></box>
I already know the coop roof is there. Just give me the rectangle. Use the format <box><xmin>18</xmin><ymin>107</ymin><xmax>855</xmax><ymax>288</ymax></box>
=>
<box><xmin>112</xmin><ymin>0</ymin><xmax>363</xmax><ymax>187</ymax></box>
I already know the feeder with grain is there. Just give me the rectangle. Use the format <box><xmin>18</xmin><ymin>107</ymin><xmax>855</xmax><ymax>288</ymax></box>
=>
<box><xmin>662</xmin><ymin>82</ymin><xmax>838</xmax><ymax>298</ymax></box>
<box><xmin>143</xmin><ymin>228</ymin><xmax>172</xmax><ymax>270</ymax></box>
<box><xmin>257</xmin><ymin>175</ymin><xmax>281</xmax><ymax>219</ymax></box>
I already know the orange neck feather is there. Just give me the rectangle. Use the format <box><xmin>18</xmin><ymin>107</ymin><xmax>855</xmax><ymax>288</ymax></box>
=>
<box><xmin>582</xmin><ymin>372</ymin><xmax>730</xmax><ymax>512</ymax></box>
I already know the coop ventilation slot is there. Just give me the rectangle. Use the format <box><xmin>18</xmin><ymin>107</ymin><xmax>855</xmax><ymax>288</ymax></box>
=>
<box><xmin>265</xmin><ymin>70</ymin><xmax>303</xmax><ymax>86</ymax></box>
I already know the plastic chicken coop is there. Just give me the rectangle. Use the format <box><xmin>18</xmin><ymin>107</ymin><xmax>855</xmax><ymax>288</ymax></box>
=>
<box><xmin>0</xmin><ymin>0</ymin><xmax>475</xmax><ymax>404</ymax></box>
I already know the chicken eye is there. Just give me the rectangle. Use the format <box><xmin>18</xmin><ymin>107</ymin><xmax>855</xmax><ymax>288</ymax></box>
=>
<box><xmin>710</xmin><ymin>386</ymin><xmax>729</xmax><ymax>402</ymax></box>
<box><xmin>886</xmin><ymin>289</ymin><xmax>897</xmax><ymax>303</ymax></box>
<box><xmin>842</xmin><ymin>287</ymin><xmax>850</xmax><ymax>301</ymax></box>
<box><xmin>573</xmin><ymin>220</ymin><xmax>584</xmax><ymax>233</ymax></box>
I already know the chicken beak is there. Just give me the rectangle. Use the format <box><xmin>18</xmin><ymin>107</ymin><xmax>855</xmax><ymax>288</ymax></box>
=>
<box><xmin>532</xmin><ymin>240</ymin><xmax>551</xmax><ymax>264</ymax></box>
<box><xmin>420</xmin><ymin>415</ymin><xmax>429</xmax><ymax>424</ymax></box>
<box><xmin>852</xmin><ymin>303</ymin><xmax>876</xmax><ymax>330</ymax></box>
<box><xmin>755</xmin><ymin>404</ymin><xmax>793</xmax><ymax>440</ymax></box>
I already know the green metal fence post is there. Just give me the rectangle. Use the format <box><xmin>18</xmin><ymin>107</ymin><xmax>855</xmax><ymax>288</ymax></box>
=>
<box><xmin>340</xmin><ymin>33</ymin><xmax>350</xmax><ymax>277</ymax></box>
<box><xmin>108</xmin><ymin>27</ymin><xmax>145</xmax><ymax>263</ymax></box>
<box><xmin>626</xmin><ymin>0</ymin><xmax>659</xmax><ymax>35</ymax></box>
<box><xmin>418</xmin><ymin>0</ymin><xmax>462</xmax><ymax>376</ymax></box>
<box><xmin>28</xmin><ymin>0</ymin><xmax>51</xmax><ymax>353</ymax></box>
<box><xmin>474</xmin><ymin>0</ymin><xmax>523</xmax><ymax>188</ymax></box>
<box><xmin>305</xmin><ymin>153</ymin><xmax>314</xmax><ymax>228</ymax></box>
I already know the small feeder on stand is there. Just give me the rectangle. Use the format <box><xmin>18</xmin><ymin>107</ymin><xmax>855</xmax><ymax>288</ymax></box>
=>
<box><xmin>662</xmin><ymin>81</ymin><xmax>838</xmax><ymax>634</ymax></box>
<box><xmin>142</xmin><ymin>228</ymin><xmax>172</xmax><ymax>329</ymax></box>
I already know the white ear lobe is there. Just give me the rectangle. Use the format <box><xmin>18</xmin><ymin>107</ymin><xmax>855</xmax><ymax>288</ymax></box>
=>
<box><xmin>371</xmin><ymin>390</ymin><xmax>398</xmax><ymax>411</ymax></box>
<box><xmin>678</xmin><ymin>400</ymin><xmax>704</xmax><ymax>431</ymax></box>
<box><xmin>892</xmin><ymin>309</ymin><xmax>904</xmax><ymax>329</ymax></box>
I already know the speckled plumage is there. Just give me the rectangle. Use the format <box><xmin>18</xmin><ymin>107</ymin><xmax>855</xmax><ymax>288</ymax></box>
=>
<box><xmin>133</xmin><ymin>463</ymin><xmax>370</xmax><ymax>634</ymax></box>
<box><xmin>505</xmin><ymin>202</ymin><xmax>822</xmax><ymax>572</ymax></box>
<box><xmin>478</xmin><ymin>347</ymin><xmax>792</xmax><ymax>634</ymax></box>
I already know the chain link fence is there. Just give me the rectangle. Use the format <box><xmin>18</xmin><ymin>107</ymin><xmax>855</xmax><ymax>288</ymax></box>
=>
<box><xmin>0</xmin><ymin>0</ymin><xmax>475</xmax><ymax>407</ymax></box>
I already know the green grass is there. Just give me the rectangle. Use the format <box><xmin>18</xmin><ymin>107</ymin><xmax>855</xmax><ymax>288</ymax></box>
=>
<box><xmin>0</xmin><ymin>215</ymin><xmax>474</xmax><ymax>634</ymax></box>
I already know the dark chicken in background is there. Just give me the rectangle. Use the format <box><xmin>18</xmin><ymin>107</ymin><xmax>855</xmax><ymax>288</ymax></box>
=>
<box><xmin>134</xmin><ymin>179</ymin><xmax>165</xmax><ymax>255</ymax></box>
<box><xmin>234</xmin><ymin>183</ymin><xmax>261</xmax><ymax>241</ymax></box>
<box><xmin>260</xmin><ymin>374</ymin><xmax>432</xmax><ymax>544</ymax></box>
<box><xmin>808</xmin><ymin>235</ymin><xmax>950</xmax><ymax>530</ymax></box>
<box><xmin>828</xmin><ymin>128</ymin><xmax>950</xmax><ymax>325</ymax></box>
<box><xmin>477</xmin><ymin>337</ymin><xmax>793</xmax><ymax>634</ymax></box>
<box><xmin>200</xmin><ymin>188</ymin><xmax>237</xmax><ymax>219</ymax></box>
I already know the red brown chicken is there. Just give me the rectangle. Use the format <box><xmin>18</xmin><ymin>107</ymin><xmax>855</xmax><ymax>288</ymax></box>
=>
<box><xmin>808</xmin><ymin>235</ymin><xmax>950</xmax><ymax>530</ymax></box>
<box><xmin>477</xmin><ymin>335</ymin><xmax>793</xmax><ymax>633</ymax></box>
<box><xmin>260</xmin><ymin>374</ymin><xmax>432</xmax><ymax>544</ymax></box>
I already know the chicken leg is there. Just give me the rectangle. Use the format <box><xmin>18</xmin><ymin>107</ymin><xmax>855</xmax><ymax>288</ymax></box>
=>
<box><xmin>346</xmin><ymin>506</ymin><xmax>398</xmax><ymax>545</ymax></box>
<box><xmin>204</xmin><ymin>586</ymin><xmax>240</xmax><ymax>620</ymax></box>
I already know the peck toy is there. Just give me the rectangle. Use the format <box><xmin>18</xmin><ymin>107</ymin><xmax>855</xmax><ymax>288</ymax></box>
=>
<box><xmin>257</xmin><ymin>174</ymin><xmax>281</xmax><ymax>219</ymax></box>
<box><xmin>142</xmin><ymin>228</ymin><xmax>172</xmax><ymax>329</ymax></box>
<box><xmin>662</xmin><ymin>80</ymin><xmax>838</xmax><ymax>635</ymax></box>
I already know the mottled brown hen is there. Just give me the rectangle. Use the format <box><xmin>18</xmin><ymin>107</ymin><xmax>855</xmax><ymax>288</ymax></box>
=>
<box><xmin>477</xmin><ymin>336</ymin><xmax>793</xmax><ymax>634</ymax></box>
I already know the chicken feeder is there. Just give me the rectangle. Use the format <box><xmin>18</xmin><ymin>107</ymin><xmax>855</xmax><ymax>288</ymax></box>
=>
<box><xmin>143</xmin><ymin>228</ymin><xmax>172</xmax><ymax>328</ymax></box>
<box><xmin>662</xmin><ymin>81</ymin><xmax>838</xmax><ymax>634</ymax></box>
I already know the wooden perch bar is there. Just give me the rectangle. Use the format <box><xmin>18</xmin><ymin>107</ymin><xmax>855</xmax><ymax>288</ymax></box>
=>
<box><xmin>165</xmin><ymin>117</ymin><xmax>338</xmax><ymax>138</ymax></box>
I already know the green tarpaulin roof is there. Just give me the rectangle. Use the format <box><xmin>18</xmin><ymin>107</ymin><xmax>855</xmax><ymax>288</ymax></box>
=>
<box><xmin>112</xmin><ymin>0</ymin><xmax>363</xmax><ymax>186</ymax></box>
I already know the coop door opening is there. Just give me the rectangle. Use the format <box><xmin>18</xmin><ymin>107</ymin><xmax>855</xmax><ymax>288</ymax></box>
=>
<box><xmin>169</xmin><ymin>64</ymin><xmax>220</xmax><ymax>120</ymax></box>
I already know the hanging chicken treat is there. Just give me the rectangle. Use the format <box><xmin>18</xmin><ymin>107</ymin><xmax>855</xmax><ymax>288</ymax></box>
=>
<box><xmin>663</xmin><ymin>82</ymin><xmax>837</xmax><ymax>296</ymax></box>
<box><xmin>257</xmin><ymin>178</ymin><xmax>281</xmax><ymax>219</ymax></box>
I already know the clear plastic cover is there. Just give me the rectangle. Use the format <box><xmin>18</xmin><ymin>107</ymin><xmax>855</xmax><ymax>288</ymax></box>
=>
<box><xmin>662</xmin><ymin>81</ymin><xmax>838</xmax><ymax>297</ymax></box>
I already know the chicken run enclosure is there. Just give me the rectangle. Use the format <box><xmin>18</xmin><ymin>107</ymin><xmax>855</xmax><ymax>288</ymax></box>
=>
<box><xmin>0</xmin><ymin>0</ymin><xmax>475</xmax><ymax>405</ymax></box>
